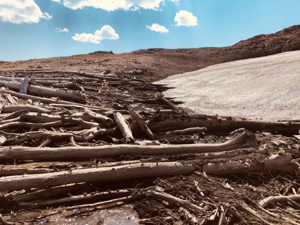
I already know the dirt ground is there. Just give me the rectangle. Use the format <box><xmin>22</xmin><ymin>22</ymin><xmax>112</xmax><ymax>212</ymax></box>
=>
<box><xmin>0</xmin><ymin>25</ymin><xmax>300</xmax><ymax>225</ymax></box>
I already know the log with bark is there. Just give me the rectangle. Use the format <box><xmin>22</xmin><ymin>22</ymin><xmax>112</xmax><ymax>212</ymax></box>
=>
<box><xmin>0</xmin><ymin>131</ymin><xmax>257</xmax><ymax>160</ymax></box>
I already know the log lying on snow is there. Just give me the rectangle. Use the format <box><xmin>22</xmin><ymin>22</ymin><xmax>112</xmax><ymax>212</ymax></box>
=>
<box><xmin>148</xmin><ymin>114</ymin><xmax>300</xmax><ymax>135</ymax></box>
<box><xmin>203</xmin><ymin>154</ymin><xmax>298</xmax><ymax>176</ymax></box>
<box><xmin>0</xmin><ymin>131</ymin><xmax>256</xmax><ymax>160</ymax></box>
<box><xmin>0</xmin><ymin>80</ymin><xmax>85</xmax><ymax>103</ymax></box>
<box><xmin>0</xmin><ymin>162</ymin><xmax>195</xmax><ymax>191</ymax></box>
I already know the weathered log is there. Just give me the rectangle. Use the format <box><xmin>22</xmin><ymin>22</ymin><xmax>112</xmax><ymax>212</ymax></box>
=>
<box><xmin>159</xmin><ymin>96</ymin><xmax>179</xmax><ymax>110</ymax></box>
<box><xmin>259</xmin><ymin>195</ymin><xmax>300</xmax><ymax>208</ymax></box>
<box><xmin>3</xmin><ymin>131</ymin><xmax>72</xmax><ymax>145</ymax></box>
<box><xmin>20</xmin><ymin>78</ymin><xmax>29</xmax><ymax>94</ymax></box>
<box><xmin>129</xmin><ymin>109</ymin><xmax>154</xmax><ymax>139</ymax></box>
<box><xmin>0</xmin><ymin>80</ymin><xmax>85</xmax><ymax>103</ymax></box>
<box><xmin>166</xmin><ymin>127</ymin><xmax>207</xmax><ymax>135</ymax></box>
<box><xmin>2</xmin><ymin>105</ymin><xmax>51</xmax><ymax>114</ymax></box>
<box><xmin>12</xmin><ymin>183</ymin><xmax>88</xmax><ymax>203</ymax></box>
<box><xmin>20</xmin><ymin>189</ymin><xmax>132</xmax><ymax>207</ymax></box>
<box><xmin>66</xmin><ymin>194</ymin><xmax>140</xmax><ymax>210</ymax></box>
<box><xmin>1</xmin><ymin>88</ymin><xmax>104</xmax><ymax>111</ymax></box>
<box><xmin>50</xmin><ymin>103</ymin><xmax>110</xmax><ymax>112</ymax></box>
<box><xmin>113</xmin><ymin>112</ymin><xmax>134</xmax><ymax>142</ymax></box>
<box><xmin>149</xmin><ymin>191</ymin><xmax>205</xmax><ymax>215</ymax></box>
<box><xmin>0</xmin><ymin>100</ymin><xmax>7</xmax><ymax>113</ymax></box>
<box><xmin>0</xmin><ymin>162</ymin><xmax>195</xmax><ymax>191</ymax></box>
<box><xmin>84</xmin><ymin>107</ymin><xmax>114</xmax><ymax>127</ymax></box>
<box><xmin>203</xmin><ymin>154</ymin><xmax>298</xmax><ymax>176</ymax></box>
<box><xmin>0</xmin><ymin>132</ymin><xmax>256</xmax><ymax>160</ymax></box>
<box><xmin>148</xmin><ymin>114</ymin><xmax>300</xmax><ymax>135</ymax></box>
<box><xmin>0</xmin><ymin>135</ymin><xmax>6</xmax><ymax>146</ymax></box>
<box><xmin>5</xmin><ymin>94</ymin><xmax>17</xmax><ymax>104</ymax></box>
<box><xmin>0</xmin><ymin>165</ymin><xmax>51</xmax><ymax>176</ymax></box>
<box><xmin>0</xmin><ymin>121</ymin><xmax>69</xmax><ymax>131</ymax></box>
<box><xmin>22</xmin><ymin>70</ymin><xmax>120</xmax><ymax>81</ymax></box>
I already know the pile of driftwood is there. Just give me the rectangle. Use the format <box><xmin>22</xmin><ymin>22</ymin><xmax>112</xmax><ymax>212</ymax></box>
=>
<box><xmin>0</xmin><ymin>70</ymin><xmax>300</xmax><ymax>224</ymax></box>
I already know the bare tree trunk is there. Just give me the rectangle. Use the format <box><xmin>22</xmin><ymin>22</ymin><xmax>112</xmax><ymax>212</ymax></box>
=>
<box><xmin>129</xmin><ymin>109</ymin><xmax>154</xmax><ymax>139</ymax></box>
<box><xmin>0</xmin><ymin>80</ymin><xmax>85</xmax><ymax>103</ymax></box>
<box><xmin>0</xmin><ymin>162</ymin><xmax>195</xmax><ymax>191</ymax></box>
<box><xmin>148</xmin><ymin>114</ymin><xmax>300</xmax><ymax>135</ymax></box>
<box><xmin>84</xmin><ymin>107</ymin><xmax>114</xmax><ymax>127</ymax></box>
<box><xmin>113</xmin><ymin>112</ymin><xmax>134</xmax><ymax>142</ymax></box>
<box><xmin>0</xmin><ymin>132</ymin><xmax>256</xmax><ymax>160</ymax></box>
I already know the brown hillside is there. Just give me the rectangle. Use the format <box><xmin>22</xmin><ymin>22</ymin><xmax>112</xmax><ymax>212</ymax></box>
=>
<box><xmin>1</xmin><ymin>25</ymin><xmax>300</xmax><ymax>82</ymax></box>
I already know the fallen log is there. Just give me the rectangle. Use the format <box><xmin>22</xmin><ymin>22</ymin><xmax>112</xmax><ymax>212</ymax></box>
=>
<box><xmin>0</xmin><ymin>165</ymin><xmax>51</xmax><ymax>176</ymax></box>
<box><xmin>203</xmin><ymin>154</ymin><xmax>298</xmax><ymax>176</ymax></box>
<box><xmin>129</xmin><ymin>109</ymin><xmax>154</xmax><ymax>139</ymax></box>
<box><xmin>0</xmin><ymin>162</ymin><xmax>195</xmax><ymax>191</ymax></box>
<box><xmin>166</xmin><ymin>127</ymin><xmax>207</xmax><ymax>135</ymax></box>
<box><xmin>259</xmin><ymin>195</ymin><xmax>300</xmax><ymax>208</ymax></box>
<box><xmin>0</xmin><ymin>80</ymin><xmax>85</xmax><ymax>103</ymax></box>
<box><xmin>159</xmin><ymin>96</ymin><xmax>179</xmax><ymax>110</ymax></box>
<box><xmin>2</xmin><ymin>105</ymin><xmax>51</xmax><ymax>114</ymax></box>
<box><xmin>66</xmin><ymin>194</ymin><xmax>140</xmax><ymax>210</ymax></box>
<box><xmin>12</xmin><ymin>183</ymin><xmax>88</xmax><ymax>203</ymax></box>
<box><xmin>149</xmin><ymin>191</ymin><xmax>205</xmax><ymax>215</ymax></box>
<box><xmin>148</xmin><ymin>114</ymin><xmax>300</xmax><ymax>135</ymax></box>
<box><xmin>1</xmin><ymin>88</ymin><xmax>104</xmax><ymax>111</ymax></box>
<box><xmin>113</xmin><ymin>112</ymin><xmax>134</xmax><ymax>142</ymax></box>
<box><xmin>0</xmin><ymin>131</ymin><xmax>256</xmax><ymax>160</ymax></box>
<box><xmin>0</xmin><ymin>121</ymin><xmax>66</xmax><ymax>131</ymax></box>
<box><xmin>3</xmin><ymin>131</ymin><xmax>73</xmax><ymax>145</ymax></box>
<box><xmin>21</xmin><ymin>70</ymin><xmax>120</xmax><ymax>81</ymax></box>
<box><xmin>20</xmin><ymin>189</ymin><xmax>132</xmax><ymax>207</ymax></box>
<box><xmin>84</xmin><ymin>107</ymin><xmax>114</xmax><ymax>127</ymax></box>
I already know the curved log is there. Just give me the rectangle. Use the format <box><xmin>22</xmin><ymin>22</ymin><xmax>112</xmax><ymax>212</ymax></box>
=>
<box><xmin>0</xmin><ymin>132</ymin><xmax>257</xmax><ymax>160</ymax></box>
<box><xmin>259</xmin><ymin>195</ymin><xmax>300</xmax><ymax>208</ymax></box>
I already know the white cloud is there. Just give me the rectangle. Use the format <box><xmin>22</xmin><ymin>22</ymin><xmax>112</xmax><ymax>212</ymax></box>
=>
<box><xmin>72</xmin><ymin>25</ymin><xmax>119</xmax><ymax>44</ymax></box>
<box><xmin>55</xmin><ymin>28</ymin><xmax>69</xmax><ymax>33</ymax></box>
<box><xmin>146</xmin><ymin>23</ymin><xmax>169</xmax><ymax>33</ymax></box>
<box><xmin>0</xmin><ymin>0</ymin><xmax>52</xmax><ymax>24</ymax></box>
<box><xmin>52</xmin><ymin>0</ymin><xmax>179</xmax><ymax>11</ymax></box>
<box><xmin>174</xmin><ymin>10</ymin><xmax>198</xmax><ymax>27</ymax></box>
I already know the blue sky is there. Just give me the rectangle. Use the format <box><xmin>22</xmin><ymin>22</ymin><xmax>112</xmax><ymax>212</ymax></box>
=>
<box><xmin>0</xmin><ymin>0</ymin><xmax>300</xmax><ymax>61</ymax></box>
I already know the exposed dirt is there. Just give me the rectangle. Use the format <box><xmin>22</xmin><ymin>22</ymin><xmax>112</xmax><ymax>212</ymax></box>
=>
<box><xmin>0</xmin><ymin>25</ymin><xmax>299</xmax><ymax>225</ymax></box>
